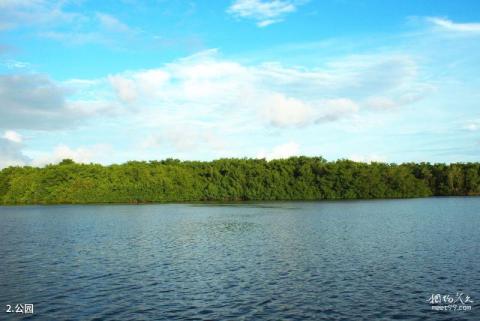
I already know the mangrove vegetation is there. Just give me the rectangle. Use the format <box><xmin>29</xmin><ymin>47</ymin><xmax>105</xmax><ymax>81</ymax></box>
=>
<box><xmin>0</xmin><ymin>157</ymin><xmax>479</xmax><ymax>204</ymax></box>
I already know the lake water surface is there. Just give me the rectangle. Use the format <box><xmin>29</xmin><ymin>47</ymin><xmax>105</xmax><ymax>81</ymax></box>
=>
<box><xmin>1</xmin><ymin>198</ymin><xmax>479</xmax><ymax>320</ymax></box>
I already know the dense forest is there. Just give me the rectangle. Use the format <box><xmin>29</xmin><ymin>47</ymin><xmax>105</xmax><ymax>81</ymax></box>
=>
<box><xmin>0</xmin><ymin>157</ymin><xmax>479</xmax><ymax>205</ymax></box>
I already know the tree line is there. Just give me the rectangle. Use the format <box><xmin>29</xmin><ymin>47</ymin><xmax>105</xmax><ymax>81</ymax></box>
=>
<box><xmin>0</xmin><ymin>157</ymin><xmax>479</xmax><ymax>205</ymax></box>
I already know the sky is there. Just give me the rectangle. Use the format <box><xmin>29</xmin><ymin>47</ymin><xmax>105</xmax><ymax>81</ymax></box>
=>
<box><xmin>0</xmin><ymin>0</ymin><xmax>479</xmax><ymax>168</ymax></box>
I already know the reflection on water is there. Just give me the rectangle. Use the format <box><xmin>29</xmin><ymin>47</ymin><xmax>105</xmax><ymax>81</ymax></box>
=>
<box><xmin>203</xmin><ymin>221</ymin><xmax>259</xmax><ymax>233</ymax></box>
<box><xmin>0</xmin><ymin>198</ymin><xmax>479</xmax><ymax>320</ymax></box>
<box><xmin>189</xmin><ymin>203</ymin><xmax>301</xmax><ymax>210</ymax></box>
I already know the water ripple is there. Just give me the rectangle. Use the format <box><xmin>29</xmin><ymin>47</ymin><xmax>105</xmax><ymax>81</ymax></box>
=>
<box><xmin>0</xmin><ymin>198</ymin><xmax>479</xmax><ymax>320</ymax></box>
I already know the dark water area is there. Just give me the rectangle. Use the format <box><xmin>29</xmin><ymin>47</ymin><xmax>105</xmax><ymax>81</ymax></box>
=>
<box><xmin>1</xmin><ymin>197</ymin><xmax>479</xmax><ymax>320</ymax></box>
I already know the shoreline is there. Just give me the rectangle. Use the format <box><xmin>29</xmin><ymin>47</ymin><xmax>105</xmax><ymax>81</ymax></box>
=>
<box><xmin>1</xmin><ymin>195</ymin><xmax>478</xmax><ymax>207</ymax></box>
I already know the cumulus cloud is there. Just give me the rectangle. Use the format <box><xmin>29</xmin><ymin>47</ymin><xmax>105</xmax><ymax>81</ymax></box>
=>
<box><xmin>0</xmin><ymin>136</ymin><xmax>30</xmax><ymax>168</ymax></box>
<box><xmin>103</xmin><ymin>50</ymin><xmax>423</xmax><ymax>133</ymax></box>
<box><xmin>108</xmin><ymin>68</ymin><xmax>170</xmax><ymax>104</ymax></box>
<box><xmin>3</xmin><ymin>130</ymin><xmax>22</xmax><ymax>143</ymax></box>
<box><xmin>0</xmin><ymin>74</ymin><xmax>74</xmax><ymax>129</ymax></box>
<box><xmin>427</xmin><ymin>17</ymin><xmax>480</xmax><ymax>33</ymax></box>
<box><xmin>314</xmin><ymin>98</ymin><xmax>359</xmax><ymax>123</ymax></box>
<box><xmin>261</xmin><ymin>93</ymin><xmax>314</xmax><ymax>127</ymax></box>
<box><xmin>0</xmin><ymin>49</ymin><xmax>430</xmax><ymax>165</ymax></box>
<box><xmin>227</xmin><ymin>0</ymin><xmax>306</xmax><ymax>27</ymax></box>
<box><xmin>108</xmin><ymin>75</ymin><xmax>138</xmax><ymax>103</ymax></box>
<box><xmin>261</xmin><ymin>95</ymin><xmax>359</xmax><ymax>127</ymax></box>
<box><xmin>257</xmin><ymin>142</ymin><xmax>300</xmax><ymax>160</ymax></box>
<box><xmin>30</xmin><ymin>144</ymin><xmax>112</xmax><ymax>166</ymax></box>
<box><xmin>0</xmin><ymin>74</ymin><xmax>116</xmax><ymax>130</ymax></box>
<box><xmin>0</xmin><ymin>139</ymin><xmax>114</xmax><ymax>169</ymax></box>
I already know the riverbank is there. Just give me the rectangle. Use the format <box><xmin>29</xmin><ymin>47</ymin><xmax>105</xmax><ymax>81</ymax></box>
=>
<box><xmin>1</xmin><ymin>157</ymin><xmax>479</xmax><ymax>205</ymax></box>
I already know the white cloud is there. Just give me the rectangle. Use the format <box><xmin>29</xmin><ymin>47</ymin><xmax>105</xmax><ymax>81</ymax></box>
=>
<box><xmin>0</xmin><ymin>74</ymin><xmax>116</xmax><ymax>130</ymax></box>
<box><xmin>0</xmin><ymin>140</ymin><xmax>114</xmax><ymax>169</ymax></box>
<box><xmin>3</xmin><ymin>130</ymin><xmax>22</xmax><ymax>143</ymax></box>
<box><xmin>363</xmin><ymin>84</ymin><xmax>435</xmax><ymax>110</ymax></box>
<box><xmin>0</xmin><ymin>49</ymin><xmax>431</xmax><ymax>164</ymax></box>
<box><xmin>31</xmin><ymin>144</ymin><xmax>112</xmax><ymax>166</ymax></box>
<box><xmin>108</xmin><ymin>68</ymin><xmax>171</xmax><ymax>103</ymax></box>
<box><xmin>253</xmin><ymin>55</ymin><xmax>420</xmax><ymax>101</ymax></box>
<box><xmin>0</xmin><ymin>136</ymin><xmax>29</xmax><ymax>168</ymax></box>
<box><xmin>364</xmin><ymin>96</ymin><xmax>396</xmax><ymax>110</ymax></box>
<box><xmin>140</xmin><ymin>134</ymin><xmax>162</xmax><ymax>149</ymax></box>
<box><xmin>257</xmin><ymin>19</ymin><xmax>277</xmax><ymax>27</ymax></box>
<box><xmin>39</xmin><ymin>14</ymin><xmax>138</xmax><ymax>47</ymax></box>
<box><xmin>427</xmin><ymin>17</ymin><xmax>480</xmax><ymax>33</ymax></box>
<box><xmin>262</xmin><ymin>93</ymin><xmax>314</xmax><ymax>127</ymax></box>
<box><xmin>102</xmin><ymin>50</ymin><xmax>421</xmax><ymax>136</ymax></box>
<box><xmin>3</xmin><ymin>4</ymin><xmax>138</xmax><ymax>47</ymax></box>
<box><xmin>165</xmin><ymin>127</ymin><xmax>224</xmax><ymax>152</ymax></box>
<box><xmin>135</xmin><ymin>69</ymin><xmax>170</xmax><ymax>93</ymax></box>
<box><xmin>108</xmin><ymin>75</ymin><xmax>138</xmax><ymax>103</ymax></box>
<box><xmin>227</xmin><ymin>0</ymin><xmax>305</xmax><ymax>27</ymax></box>
<box><xmin>0</xmin><ymin>74</ymin><xmax>74</xmax><ymax>129</ymax></box>
<box><xmin>142</xmin><ymin>127</ymin><xmax>226</xmax><ymax>153</ymax></box>
<box><xmin>96</xmin><ymin>13</ymin><xmax>132</xmax><ymax>33</ymax></box>
<box><xmin>315</xmin><ymin>98</ymin><xmax>359</xmax><ymax>123</ymax></box>
<box><xmin>261</xmin><ymin>95</ymin><xmax>359</xmax><ymax>127</ymax></box>
<box><xmin>66</xmin><ymin>99</ymin><xmax>121</xmax><ymax>116</ymax></box>
<box><xmin>0</xmin><ymin>0</ymin><xmax>80</xmax><ymax>31</ymax></box>
<box><xmin>257</xmin><ymin>142</ymin><xmax>300</xmax><ymax>160</ymax></box>
<box><xmin>327</xmin><ymin>55</ymin><xmax>418</xmax><ymax>94</ymax></box>
<box><xmin>349</xmin><ymin>154</ymin><xmax>387</xmax><ymax>163</ymax></box>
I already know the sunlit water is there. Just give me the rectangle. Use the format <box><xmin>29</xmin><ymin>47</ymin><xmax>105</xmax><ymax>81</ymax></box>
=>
<box><xmin>1</xmin><ymin>197</ymin><xmax>479</xmax><ymax>320</ymax></box>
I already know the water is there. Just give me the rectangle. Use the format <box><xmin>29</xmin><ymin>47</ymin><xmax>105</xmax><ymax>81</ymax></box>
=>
<box><xmin>0</xmin><ymin>197</ymin><xmax>479</xmax><ymax>321</ymax></box>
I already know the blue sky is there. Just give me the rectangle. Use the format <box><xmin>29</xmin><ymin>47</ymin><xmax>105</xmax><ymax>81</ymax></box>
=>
<box><xmin>0</xmin><ymin>0</ymin><xmax>479</xmax><ymax>167</ymax></box>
